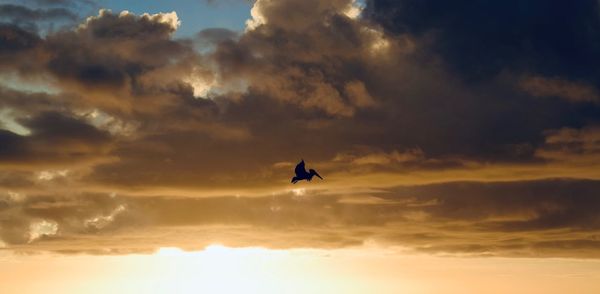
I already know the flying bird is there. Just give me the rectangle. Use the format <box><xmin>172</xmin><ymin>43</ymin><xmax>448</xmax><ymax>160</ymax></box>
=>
<box><xmin>291</xmin><ymin>159</ymin><xmax>323</xmax><ymax>184</ymax></box>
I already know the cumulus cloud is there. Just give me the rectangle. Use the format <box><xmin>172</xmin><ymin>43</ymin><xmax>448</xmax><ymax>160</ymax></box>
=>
<box><xmin>211</xmin><ymin>0</ymin><xmax>397</xmax><ymax>117</ymax></box>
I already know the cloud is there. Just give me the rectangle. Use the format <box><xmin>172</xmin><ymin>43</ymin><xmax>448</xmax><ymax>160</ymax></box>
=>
<box><xmin>79</xmin><ymin>9</ymin><xmax>180</xmax><ymax>33</ymax></box>
<box><xmin>2</xmin><ymin>179</ymin><xmax>599</xmax><ymax>258</ymax></box>
<box><xmin>0</xmin><ymin>3</ymin><xmax>79</xmax><ymax>33</ymax></box>
<box><xmin>520</xmin><ymin>76</ymin><xmax>599</xmax><ymax>103</ymax></box>
<box><xmin>364</xmin><ymin>0</ymin><xmax>600</xmax><ymax>82</ymax></box>
<box><xmin>84</xmin><ymin>204</ymin><xmax>126</xmax><ymax>231</ymax></box>
<box><xmin>334</xmin><ymin>148</ymin><xmax>424</xmax><ymax>165</ymax></box>
<box><xmin>211</xmin><ymin>0</ymin><xmax>394</xmax><ymax>117</ymax></box>
<box><xmin>45</xmin><ymin>10</ymin><xmax>188</xmax><ymax>104</ymax></box>
<box><xmin>0</xmin><ymin>23</ymin><xmax>42</xmax><ymax>74</ymax></box>
<box><xmin>28</xmin><ymin>219</ymin><xmax>58</xmax><ymax>242</ymax></box>
<box><xmin>199</xmin><ymin>0</ymin><xmax>600</xmax><ymax>168</ymax></box>
<box><xmin>0</xmin><ymin>0</ymin><xmax>597</xmax><ymax>196</ymax></box>
<box><xmin>29</xmin><ymin>0</ymin><xmax>94</xmax><ymax>8</ymax></box>
<box><xmin>196</xmin><ymin>27</ymin><xmax>238</xmax><ymax>45</ymax></box>
<box><xmin>344</xmin><ymin>80</ymin><xmax>376</xmax><ymax>107</ymax></box>
<box><xmin>245</xmin><ymin>0</ymin><xmax>352</xmax><ymax>31</ymax></box>
<box><xmin>0</xmin><ymin>4</ymin><xmax>77</xmax><ymax>22</ymax></box>
<box><xmin>0</xmin><ymin>111</ymin><xmax>113</xmax><ymax>169</ymax></box>
<box><xmin>536</xmin><ymin>126</ymin><xmax>600</xmax><ymax>162</ymax></box>
<box><xmin>0</xmin><ymin>2</ymin><xmax>597</xmax><ymax>191</ymax></box>
<box><xmin>0</xmin><ymin>1</ymin><xmax>600</xmax><ymax>258</ymax></box>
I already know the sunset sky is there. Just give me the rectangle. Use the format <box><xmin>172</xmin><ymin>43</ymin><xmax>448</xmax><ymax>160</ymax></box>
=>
<box><xmin>1</xmin><ymin>0</ymin><xmax>600</xmax><ymax>293</ymax></box>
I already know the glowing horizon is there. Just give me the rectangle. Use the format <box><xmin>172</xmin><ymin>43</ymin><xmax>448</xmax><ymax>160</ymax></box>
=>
<box><xmin>2</xmin><ymin>244</ymin><xmax>600</xmax><ymax>294</ymax></box>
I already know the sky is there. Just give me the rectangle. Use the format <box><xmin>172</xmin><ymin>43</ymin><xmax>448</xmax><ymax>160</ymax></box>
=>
<box><xmin>1</xmin><ymin>0</ymin><xmax>600</xmax><ymax>293</ymax></box>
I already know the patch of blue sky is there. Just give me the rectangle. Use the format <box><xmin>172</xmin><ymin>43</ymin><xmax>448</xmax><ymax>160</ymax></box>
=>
<box><xmin>0</xmin><ymin>0</ymin><xmax>252</xmax><ymax>37</ymax></box>
<box><xmin>96</xmin><ymin>0</ymin><xmax>253</xmax><ymax>37</ymax></box>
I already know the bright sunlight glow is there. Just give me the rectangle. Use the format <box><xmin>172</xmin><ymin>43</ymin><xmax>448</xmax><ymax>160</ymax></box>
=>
<box><xmin>2</xmin><ymin>244</ymin><xmax>600</xmax><ymax>294</ymax></box>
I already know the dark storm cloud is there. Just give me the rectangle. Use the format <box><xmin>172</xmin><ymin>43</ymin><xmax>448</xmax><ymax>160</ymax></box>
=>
<box><xmin>364</xmin><ymin>0</ymin><xmax>600</xmax><ymax>82</ymax></box>
<box><xmin>361</xmin><ymin>1</ymin><xmax>600</xmax><ymax>154</ymax></box>
<box><xmin>196</xmin><ymin>0</ymin><xmax>600</xmax><ymax>166</ymax></box>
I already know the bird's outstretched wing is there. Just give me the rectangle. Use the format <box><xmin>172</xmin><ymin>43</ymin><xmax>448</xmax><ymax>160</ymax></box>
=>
<box><xmin>294</xmin><ymin>159</ymin><xmax>308</xmax><ymax>177</ymax></box>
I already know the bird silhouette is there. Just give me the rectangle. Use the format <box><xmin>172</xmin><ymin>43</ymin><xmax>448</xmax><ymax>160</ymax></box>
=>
<box><xmin>291</xmin><ymin>159</ymin><xmax>323</xmax><ymax>184</ymax></box>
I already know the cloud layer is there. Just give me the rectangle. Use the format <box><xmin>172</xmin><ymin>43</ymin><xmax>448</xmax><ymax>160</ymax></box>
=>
<box><xmin>0</xmin><ymin>0</ymin><xmax>599</xmax><ymax>257</ymax></box>
<box><xmin>3</xmin><ymin>179</ymin><xmax>600</xmax><ymax>258</ymax></box>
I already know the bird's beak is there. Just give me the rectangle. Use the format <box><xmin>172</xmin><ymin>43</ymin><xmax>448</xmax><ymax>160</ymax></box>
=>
<box><xmin>315</xmin><ymin>171</ymin><xmax>323</xmax><ymax>180</ymax></box>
